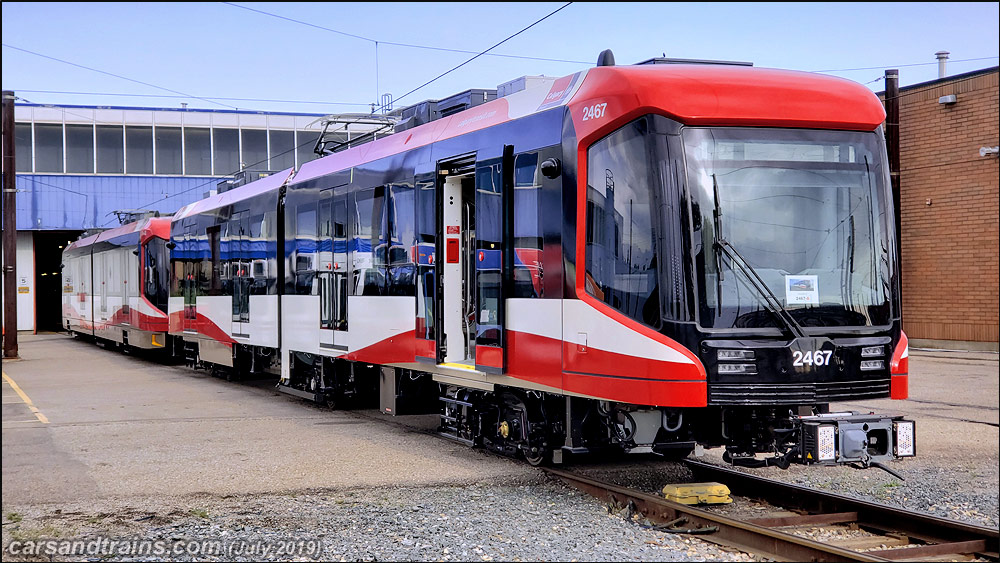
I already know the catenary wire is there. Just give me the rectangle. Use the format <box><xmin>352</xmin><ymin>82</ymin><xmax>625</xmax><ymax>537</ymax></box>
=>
<box><xmin>1</xmin><ymin>43</ymin><xmax>240</xmax><ymax>111</ymax></box>
<box><xmin>222</xmin><ymin>2</ymin><xmax>590</xmax><ymax>65</ymax></box>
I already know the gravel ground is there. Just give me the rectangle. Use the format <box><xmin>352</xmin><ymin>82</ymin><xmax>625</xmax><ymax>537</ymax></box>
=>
<box><xmin>699</xmin><ymin>452</ymin><xmax>1000</xmax><ymax>529</ymax></box>
<box><xmin>2</xmin><ymin>479</ymin><xmax>756</xmax><ymax>562</ymax></box>
<box><xmin>567</xmin><ymin>447</ymin><xmax>999</xmax><ymax>530</ymax></box>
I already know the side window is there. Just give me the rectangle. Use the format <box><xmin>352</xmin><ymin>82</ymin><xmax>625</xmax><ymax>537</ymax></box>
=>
<box><xmin>513</xmin><ymin>152</ymin><xmax>542</xmax><ymax>298</ymax></box>
<box><xmin>354</xmin><ymin>187</ymin><xmax>386</xmax><ymax>296</ymax></box>
<box><xmin>207</xmin><ymin>225</ymin><xmax>221</xmax><ymax>295</ymax></box>
<box><xmin>584</xmin><ymin>117</ymin><xmax>661</xmax><ymax>328</ymax></box>
<box><xmin>249</xmin><ymin>214</ymin><xmax>266</xmax><ymax>295</ymax></box>
<box><xmin>295</xmin><ymin>203</ymin><xmax>317</xmax><ymax>295</ymax></box>
<box><xmin>387</xmin><ymin>184</ymin><xmax>416</xmax><ymax>296</ymax></box>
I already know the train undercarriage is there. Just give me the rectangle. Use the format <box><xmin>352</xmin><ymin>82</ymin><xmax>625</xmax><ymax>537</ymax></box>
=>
<box><xmin>164</xmin><ymin>335</ymin><xmax>914</xmax><ymax>470</ymax></box>
<box><xmin>436</xmin><ymin>383</ymin><xmax>915</xmax><ymax>469</ymax></box>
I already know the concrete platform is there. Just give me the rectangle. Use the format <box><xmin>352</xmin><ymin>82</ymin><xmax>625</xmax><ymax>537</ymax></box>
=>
<box><xmin>2</xmin><ymin>333</ymin><xmax>535</xmax><ymax>506</ymax></box>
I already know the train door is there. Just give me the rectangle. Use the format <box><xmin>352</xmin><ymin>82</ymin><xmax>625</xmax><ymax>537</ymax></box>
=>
<box><xmin>182</xmin><ymin>224</ymin><xmax>198</xmax><ymax>332</ymax></box>
<box><xmin>318</xmin><ymin>190</ymin><xmax>349</xmax><ymax>350</ymax></box>
<box><xmin>231</xmin><ymin>210</ymin><xmax>250</xmax><ymax>337</ymax></box>
<box><xmin>473</xmin><ymin>146</ymin><xmax>514</xmax><ymax>372</ymax></box>
<box><xmin>437</xmin><ymin>155</ymin><xmax>478</xmax><ymax>366</ymax></box>
<box><xmin>95</xmin><ymin>251</ymin><xmax>108</xmax><ymax>323</ymax></box>
<box><xmin>414</xmin><ymin>173</ymin><xmax>437</xmax><ymax>363</ymax></box>
<box><xmin>121</xmin><ymin>247</ymin><xmax>132</xmax><ymax>320</ymax></box>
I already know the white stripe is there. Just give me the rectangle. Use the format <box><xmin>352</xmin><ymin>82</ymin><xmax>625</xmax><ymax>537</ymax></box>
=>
<box><xmin>507</xmin><ymin>299</ymin><xmax>561</xmax><ymax>340</ymax></box>
<box><xmin>562</xmin><ymin>300</ymin><xmax>694</xmax><ymax>365</ymax></box>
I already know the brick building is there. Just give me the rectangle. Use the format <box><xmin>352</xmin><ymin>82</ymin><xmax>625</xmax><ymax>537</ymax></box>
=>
<box><xmin>887</xmin><ymin>67</ymin><xmax>999</xmax><ymax>350</ymax></box>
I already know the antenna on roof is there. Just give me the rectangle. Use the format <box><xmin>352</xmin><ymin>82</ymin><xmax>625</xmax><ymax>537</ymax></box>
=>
<box><xmin>597</xmin><ymin>49</ymin><xmax>616</xmax><ymax>67</ymax></box>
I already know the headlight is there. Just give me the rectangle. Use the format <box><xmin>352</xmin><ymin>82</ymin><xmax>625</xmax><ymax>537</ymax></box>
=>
<box><xmin>717</xmin><ymin>349</ymin><xmax>755</xmax><ymax>361</ymax></box>
<box><xmin>861</xmin><ymin>346</ymin><xmax>884</xmax><ymax>357</ymax></box>
<box><xmin>894</xmin><ymin>421</ymin><xmax>915</xmax><ymax>457</ymax></box>
<box><xmin>717</xmin><ymin>363</ymin><xmax>756</xmax><ymax>375</ymax></box>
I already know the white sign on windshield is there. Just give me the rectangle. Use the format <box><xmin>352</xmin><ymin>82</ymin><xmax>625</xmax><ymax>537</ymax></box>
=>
<box><xmin>786</xmin><ymin>275</ymin><xmax>819</xmax><ymax>305</ymax></box>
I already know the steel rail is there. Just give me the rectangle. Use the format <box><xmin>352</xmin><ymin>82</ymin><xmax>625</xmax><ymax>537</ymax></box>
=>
<box><xmin>545</xmin><ymin>464</ymin><xmax>999</xmax><ymax>562</ymax></box>
<box><xmin>684</xmin><ymin>459</ymin><xmax>999</xmax><ymax>560</ymax></box>
<box><xmin>544</xmin><ymin>467</ymin><xmax>887</xmax><ymax>562</ymax></box>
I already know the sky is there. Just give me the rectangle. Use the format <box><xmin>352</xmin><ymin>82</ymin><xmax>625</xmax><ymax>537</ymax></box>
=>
<box><xmin>2</xmin><ymin>2</ymin><xmax>999</xmax><ymax>115</ymax></box>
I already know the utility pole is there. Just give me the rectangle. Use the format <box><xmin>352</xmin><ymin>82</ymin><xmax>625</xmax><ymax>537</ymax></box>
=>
<box><xmin>2</xmin><ymin>89</ymin><xmax>17</xmax><ymax>358</ymax></box>
<box><xmin>884</xmin><ymin>70</ymin><xmax>902</xmax><ymax>294</ymax></box>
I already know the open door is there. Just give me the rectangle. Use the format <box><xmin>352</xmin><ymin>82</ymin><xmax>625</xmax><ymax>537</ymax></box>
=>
<box><xmin>436</xmin><ymin>155</ymin><xmax>477</xmax><ymax>367</ymax></box>
<box><xmin>414</xmin><ymin>173</ymin><xmax>437</xmax><ymax>363</ymax></box>
<box><xmin>182</xmin><ymin>224</ymin><xmax>198</xmax><ymax>332</ymax></box>
<box><xmin>474</xmin><ymin>146</ymin><xmax>514</xmax><ymax>373</ymax></box>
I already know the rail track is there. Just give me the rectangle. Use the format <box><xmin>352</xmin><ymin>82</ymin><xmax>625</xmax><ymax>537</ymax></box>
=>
<box><xmin>545</xmin><ymin>460</ymin><xmax>999</xmax><ymax>562</ymax></box>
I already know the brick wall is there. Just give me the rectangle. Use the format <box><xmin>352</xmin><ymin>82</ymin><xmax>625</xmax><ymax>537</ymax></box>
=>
<box><xmin>893</xmin><ymin>69</ymin><xmax>998</xmax><ymax>344</ymax></box>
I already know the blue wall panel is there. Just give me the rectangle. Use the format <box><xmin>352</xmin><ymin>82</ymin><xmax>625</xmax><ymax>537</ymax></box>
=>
<box><xmin>13</xmin><ymin>174</ymin><xmax>224</xmax><ymax>230</ymax></box>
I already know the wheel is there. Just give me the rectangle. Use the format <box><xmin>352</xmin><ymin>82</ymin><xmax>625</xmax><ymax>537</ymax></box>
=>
<box><xmin>523</xmin><ymin>447</ymin><xmax>551</xmax><ymax>467</ymax></box>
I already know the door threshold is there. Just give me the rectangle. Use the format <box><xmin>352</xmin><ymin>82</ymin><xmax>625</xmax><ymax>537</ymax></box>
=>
<box><xmin>438</xmin><ymin>361</ymin><xmax>477</xmax><ymax>371</ymax></box>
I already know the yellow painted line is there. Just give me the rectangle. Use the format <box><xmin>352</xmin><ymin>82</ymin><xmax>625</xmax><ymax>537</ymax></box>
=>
<box><xmin>1</xmin><ymin>372</ymin><xmax>49</xmax><ymax>424</ymax></box>
<box><xmin>439</xmin><ymin>362</ymin><xmax>476</xmax><ymax>371</ymax></box>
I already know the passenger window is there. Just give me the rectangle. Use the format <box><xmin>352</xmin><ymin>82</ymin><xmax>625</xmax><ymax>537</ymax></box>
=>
<box><xmin>295</xmin><ymin>204</ymin><xmax>317</xmax><ymax>295</ymax></box>
<box><xmin>513</xmin><ymin>153</ymin><xmax>542</xmax><ymax>298</ymax></box>
<box><xmin>354</xmin><ymin>187</ymin><xmax>386</xmax><ymax>296</ymax></box>
<box><xmin>387</xmin><ymin>184</ymin><xmax>416</xmax><ymax>296</ymax></box>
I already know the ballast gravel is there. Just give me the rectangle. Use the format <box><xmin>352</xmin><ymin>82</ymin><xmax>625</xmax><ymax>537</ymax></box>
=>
<box><xmin>569</xmin><ymin>448</ymin><xmax>1000</xmax><ymax>530</ymax></box>
<box><xmin>2</xmin><ymin>479</ymin><xmax>755</xmax><ymax>562</ymax></box>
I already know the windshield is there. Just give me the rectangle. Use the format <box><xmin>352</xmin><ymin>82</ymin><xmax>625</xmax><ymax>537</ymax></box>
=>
<box><xmin>684</xmin><ymin>127</ymin><xmax>893</xmax><ymax>330</ymax></box>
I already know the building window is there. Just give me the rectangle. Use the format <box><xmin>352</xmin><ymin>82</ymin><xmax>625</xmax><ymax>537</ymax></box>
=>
<box><xmin>96</xmin><ymin>125</ymin><xmax>124</xmax><ymax>174</ymax></box>
<box><xmin>126</xmin><ymin>126</ymin><xmax>153</xmax><ymax>174</ymax></box>
<box><xmin>184</xmin><ymin>128</ymin><xmax>211</xmax><ymax>175</ymax></box>
<box><xmin>14</xmin><ymin>123</ymin><xmax>32</xmax><ymax>172</ymax></box>
<box><xmin>66</xmin><ymin>124</ymin><xmax>95</xmax><ymax>174</ymax></box>
<box><xmin>269</xmin><ymin>130</ymin><xmax>295</xmax><ymax>171</ymax></box>
<box><xmin>155</xmin><ymin>127</ymin><xmax>182</xmax><ymax>175</ymax></box>
<box><xmin>241</xmin><ymin>129</ymin><xmax>267</xmax><ymax>170</ymax></box>
<box><xmin>34</xmin><ymin>123</ymin><xmax>63</xmax><ymax>173</ymax></box>
<box><xmin>296</xmin><ymin>131</ymin><xmax>321</xmax><ymax>168</ymax></box>
<box><xmin>213</xmin><ymin>128</ymin><xmax>239</xmax><ymax>175</ymax></box>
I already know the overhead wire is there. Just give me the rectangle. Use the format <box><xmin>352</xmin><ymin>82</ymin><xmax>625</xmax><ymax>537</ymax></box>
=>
<box><xmin>810</xmin><ymin>56</ymin><xmax>998</xmax><ymax>73</ymax></box>
<box><xmin>372</xmin><ymin>2</ymin><xmax>573</xmax><ymax>113</ymax></box>
<box><xmin>222</xmin><ymin>2</ymin><xmax>590</xmax><ymax>65</ymax></box>
<box><xmin>117</xmin><ymin>4</ymin><xmax>576</xmax><ymax>221</ymax></box>
<box><xmin>1</xmin><ymin>43</ymin><xmax>240</xmax><ymax>111</ymax></box>
<box><xmin>13</xmin><ymin>90</ymin><xmax>372</xmax><ymax>109</ymax></box>
<box><xmin>110</xmin><ymin>127</ymin><xmax>334</xmax><ymax>226</ymax></box>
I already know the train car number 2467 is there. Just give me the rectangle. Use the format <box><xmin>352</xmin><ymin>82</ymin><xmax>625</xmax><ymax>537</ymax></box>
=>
<box><xmin>582</xmin><ymin>103</ymin><xmax>608</xmax><ymax>121</ymax></box>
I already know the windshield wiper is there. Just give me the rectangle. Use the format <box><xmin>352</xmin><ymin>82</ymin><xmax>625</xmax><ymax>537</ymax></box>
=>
<box><xmin>712</xmin><ymin>174</ymin><xmax>806</xmax><ymax>338</ymax></box>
